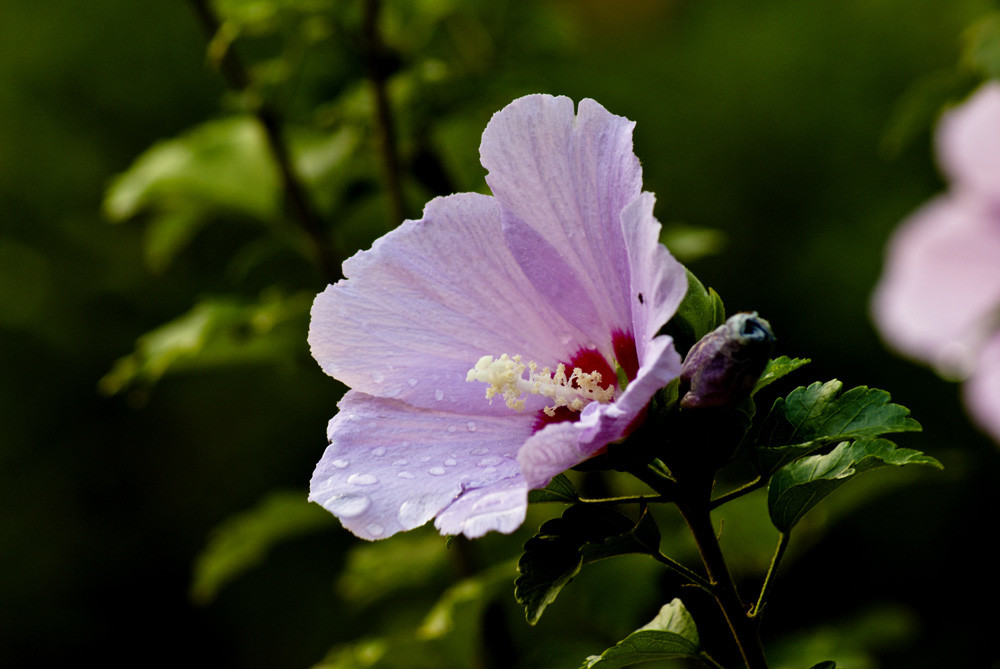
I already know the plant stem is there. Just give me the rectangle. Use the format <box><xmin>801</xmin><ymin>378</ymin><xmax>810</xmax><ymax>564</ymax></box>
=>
<box><xmin>678</xmin><ymin>500</ymin><xmax>769</xmax><ymax>669</ymax></box>
<box><xmin>361</xmin><ymin>0</ymin><xmax>407</xmax><ymax>225</ymax></box>
<box><xmin>186</xmin><ymin>0</ymin><xmax>341</xmax><ymax>283</ymax></box>
<box><xmin>709</xmin><ymin>476</ymin><xmax>765</xmax><ymax>510</ymax></box>
<box><xmin>651</xmin><ymin>551</ymin><xmax>713</xmax><ymax>592</ymax></box>
<box><xmin>751</xmin><ymin>532</ymin><xmax>790</xmax><ymax>621</ymax></box>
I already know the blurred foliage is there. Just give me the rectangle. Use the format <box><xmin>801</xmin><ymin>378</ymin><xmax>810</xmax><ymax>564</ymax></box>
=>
<box><xmin>3</xmin><ymin>0</ymin><xmax>1000</xmax><ymax>668</ymax></box>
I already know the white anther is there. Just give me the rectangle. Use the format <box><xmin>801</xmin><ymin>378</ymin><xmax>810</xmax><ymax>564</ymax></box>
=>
<box><xmin>466</xmin><ymin>353</ymin><xmax>615</xmax><ymax>414</ymax></box>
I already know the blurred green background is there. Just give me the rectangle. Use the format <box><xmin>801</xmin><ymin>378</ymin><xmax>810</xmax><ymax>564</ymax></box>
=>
<box><xmin>2</xmin><ymin>0</ymin><xmax>998</xmax><ymax>667</ymax></box>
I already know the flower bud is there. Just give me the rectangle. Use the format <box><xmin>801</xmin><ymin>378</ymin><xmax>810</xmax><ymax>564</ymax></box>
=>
<box><xmin>678</xmin><ymin>312</ymin><xmax>774</xmax><ymax>410</ymax></box>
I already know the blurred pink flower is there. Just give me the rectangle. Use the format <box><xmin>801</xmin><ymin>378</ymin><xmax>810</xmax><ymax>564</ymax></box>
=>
<box><xmin>872</xmin><ymin>82</ymin><xmax>1000</xmax><ymax>443</ymax></box>
<box><xmin>308</xmin><ymin>95</ymin><xmax>687</xmax><ymax>540</ymax></box>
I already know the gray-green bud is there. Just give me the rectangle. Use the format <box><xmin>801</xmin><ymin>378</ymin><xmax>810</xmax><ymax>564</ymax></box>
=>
<box><xmin>678</xmin><ymin>312</ymin><xmax>775</xmax><ymax>410</ymax></box>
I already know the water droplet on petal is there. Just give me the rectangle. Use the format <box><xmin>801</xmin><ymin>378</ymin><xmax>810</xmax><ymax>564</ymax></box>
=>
<box><xmin>371</xmin><ymin>371</ymin><xmax>385</xmax><ymax>383</ymax></box>
<box><xmin>398</xmin><ymin>498</ymin><xmax>435</xmax><ymax>530</ymax></box>
<box><xmin>348</xmin><ymin>473</ymin><xmax>378</xmax><ymax>486</ymax></box>
<box><xmin>366</xmin><ymin>523</ymin><xmax>384</xmax><ymax>537</ymax></box>
<box><xmin>444</xmin><ymin>458</ymin><xmax>457</xmax><ymax>466</ymax></box>
<box><xmin>419</xmin><ymin>455</ymin><xmax>432</xmax><ymax>463</ymax></box>
<box><xmin>478</xmin><ymin>456</ymin><xmax>503</xmax><ymax>467</ymax></box>
<box><xmin>467</xmin><ymin>422</ymin><xmax>477</xmax><ymax>432</ymax></box>
<box><xmin>371</xmin><ymin>446</ymin><xmax>386</xmax><ymax>457</ymax></box>
<box><xmin>428</xmin><ymin>466</ymin><xmax>446</xmax><ymax>476</ymax></box>
<box><xmin>393</xmin><ymin>458</ymin><xmax>408</xmax><ymax>466</ymax></box>
<box><xmin>447</xmin><ymin>425</ymin><xmax>456</xmax><ymax>433</ymax></box>
<box><xmin>323</xmin><ymin>493</ymin><xmax>371</xmax><ymax>518</ymax></box>
<box><xmin>331</xmin><ymin>459</ymin><xmax>350</xmax><ymax>469</ymax></box>
<box><xmin>470</xmin><ymin>447</ymin><xmax>489</xmax><ymax>456</ymax></box>
<box><xmin>398</xmin><ymin>471</ymin><xmax>416</xmax><ymax>479</ymax></box>
<box><xmin>407</xmin><ymin>378</ymin><xmax>418</xmax><ymax>387</ymax></box>
<box><xmin>434</xmin><ymin>389</ymin><xmax>444</xmax><ymax>401</ymax></box>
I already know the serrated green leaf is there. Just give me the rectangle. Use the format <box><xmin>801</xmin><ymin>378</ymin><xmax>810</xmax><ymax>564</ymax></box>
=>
<box><xmin>581</xmin><ymin>598</ymin><xmax>702</xmax><ymax>668</ymax></box>
<box><xmin>527</xmin><ymin>473</ymin><xmax>579</xmax><ymax>503</ymax></box>
<box><xmin>99</xmin><ymin>290</ymin><xmax>311</xmax><ymax>394</ymax></box>
<box><xmin>767</xmin><ymin>438</ymin><xmax>943</xmax><ymax>532</ymax></box>
<box><xmin>753</xmin><ymin>380</ymin><xmax>921</xmax><ymax>475</ymax></box>
<box><xmin>190</xmin><ymin>490</ymin><xmax>335</xmax><ymax>604</ymax></box>
<box><xmin>661</xmin><ymin>268</ymin><xmax>725</xmax><ymax>354</ymax></box>
<box><xmin>515</xmin><ymin>505</ymin><xmax>661</xmax><ymax>625</ymax></box>
<box><xmin>752</xmin><ymin>356</ymin><xmax>811</xmax><ymax>396</ymax></box>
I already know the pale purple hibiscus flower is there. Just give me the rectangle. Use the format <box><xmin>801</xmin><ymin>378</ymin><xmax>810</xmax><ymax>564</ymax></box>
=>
<box><xmin>307</xmin><ymin>95</ymin><xmax>688</xmax><ymax>540</ymax></box>
<box><xmin>872</xmin><ymin>82</ymin><xmax>1000</xmax><ymax>443</ymax></box>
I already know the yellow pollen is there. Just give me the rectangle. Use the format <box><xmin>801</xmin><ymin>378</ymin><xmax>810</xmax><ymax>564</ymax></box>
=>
<box><xmin>465</xmin><ymin>353</ymin><xmax>615</xmax><ymax>415</ymax></box>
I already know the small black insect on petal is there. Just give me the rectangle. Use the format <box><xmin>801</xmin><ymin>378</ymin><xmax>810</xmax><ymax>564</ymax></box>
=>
<box><xmin>637</xmin><ymin>293</ymin><xmax>644</xmax><ymax>304</ymax></box>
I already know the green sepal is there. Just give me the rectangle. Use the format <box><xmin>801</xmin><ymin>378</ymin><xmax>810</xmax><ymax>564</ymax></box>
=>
<box><xmin>660</xmin><ymin>267</ymin><xmax>726</xmax><ymax>355</ymax></box>
<box><xmin>581</xmin><ymin>598</ymin><xmax>703</xmax><ymax>668</ymax></box>
<box><xmin>515</xmin><ymin>504</ymin><xmax>661</xmax><ymax>625</ymax></box>
<box><xmin>767</xmin><ymin>438</ymin><xmax>943</xmax><ymax>532</ymax></box>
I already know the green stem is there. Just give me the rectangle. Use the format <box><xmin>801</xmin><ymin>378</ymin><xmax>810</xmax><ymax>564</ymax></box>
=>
<box><xmin>187</xmin><ymin>0</ymin><xmax>341</xmax><ymax>283</ymax></box>
<box><xmin>679</xmin><ymin>501</ymin><xmax>769</xmax><ymax>669</ymax></box>
<box><xmin>709</xmin><ymin>476</ymin><xmax>765</xmax><ymax>510</ymax></box>
<box><xmin>651</xmin><ymin>551</ymin><xmax>713</xmax><ymax>592</ymax></box>
<box><xmin>361</xmin><ymin>0</ymin><xmax>407</xmax><ymax>225</ymax></box>
<box><xmin>751</xmin><ymin>532</ymin><xmax>790</xmax><ymax>621</ymax></box>
<box><xmin>577</xmin><ymin>494</ymin><xmax>671</xmax><ymax>505</ymax></box>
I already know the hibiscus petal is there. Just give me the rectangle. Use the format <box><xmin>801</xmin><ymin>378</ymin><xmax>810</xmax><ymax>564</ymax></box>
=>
<box><xmin>309</xmin><ymin>193</ymin><xmax>588</xmax><ymax>414</ymax></box>
<box><xmin>517</xmin><ymin>334</ymin><xmax>682</xmax><ymax>488</ymax></box>
<box><xmin>434</xmin><ymin>476</ymin><xmax>529</xmax><ymax>538</ymax></box>
<box><xmin>621</xmin><ymin>192</ymin><xmax>688</xmax><ymax>355</ymax></box>
<box><xmin>871</xmin><ymin>195</ymin><xmax>1000</xmax><ymax>377</ymax></box>
<box><xmin>480</xmin><ymin>94</ymin><xmax>642</xmax><ymax>354</ymax></box>
<box><xmin>938</xmin><ymin>82</ymin><xmax>1000</xmax><ymax>203</ymax></box>
<box><xmin>309</xmin><ymin>391</ymin><xmax>535</xmax><ymax>540</ymax></box>
<box><xmin>964</xmin><ymin>332</ymin><xmax>1000</xmax><ymax>444</ymax></box>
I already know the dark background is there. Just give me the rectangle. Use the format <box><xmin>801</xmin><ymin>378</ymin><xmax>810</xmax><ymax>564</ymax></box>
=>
<box><xmin>1</xmin><ymin>1</ymin><xmax>997</xmax><ymax>667</ymax></box>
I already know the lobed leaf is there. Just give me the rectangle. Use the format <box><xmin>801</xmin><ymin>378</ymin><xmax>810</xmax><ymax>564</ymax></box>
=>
<box><xmin>767</xmin><ymin>438</ymin><xmax>943</xmax><ymax>532</ymax></box>
<box><xmin>581</xmin><ymin>598</ymin><xmax>703</xmax><ymax>668</ymax></box>
<box><xmin>753</xmin><ymin>380</ymin><xmax>921</xmax><ymax>476</ymax></box>
<box><xmin>527</xmin><ymin>473</ymin><xmax>580</xmax><ymax>504</ymax></box>
<box><xmin>515</xmin><ymin>505</ymin><xmax>661</xmax><ymax>625</ymax></box>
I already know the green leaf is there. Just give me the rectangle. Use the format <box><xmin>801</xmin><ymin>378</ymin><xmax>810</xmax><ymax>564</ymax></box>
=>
<box><xmin>660</xmin><ymin>223</ymin><xmax>727</xmax><ymax>264</ymax></box>
<box><xmin>962</xmin><ymin>12</ymin><xmax>1000</xmax><ymax>79</ymax></box>
<box><xmin>103</xmin><ymin>116</ymin><xmax>360</xmax><ymax>271</ymax></box>
<box><xmin>104</xmin><ymin>115</ymin><xmax>280</xmax><ymax>221</ymax></box>
<box><xmin>581</xmin><ymin>598</ymin><xmax>703</xmax><ymax>668</ymax></box>
<box><xmin>753</xmin><ymin>380</ymin><xmax>922</xmax><ymax>476</ymax></box>
<box><xmin>515</xmin><ymin>505</ymin><xmax>661</xmax><ymax>625</ymax></box>
<box><xmin>528</xmin><ymin>473</ymin><xmax>580</xmax><ymax>503</ymax></box>
<box><xmin>315</xmin><ymin>561</ymin><xmax>515</xmax><ymax>669</ymax></box>
<box><xmin>336</xmin><ymin>530</ymin><xmax>452</xmax><ymax>607</ymax></box>
<box><xmin>752</xmin><ymin>356</ymin><xmax>811</xmax><ymax>396</ymax></box>
<box><xmin>767</xmin><ymin>438</ymin><xmax>943</xmax><ymax>532</ymax></box>
<box><xmin>808</xmin><ymin>662</ymin><xmax>838</xmax><ymax>669</ymax></box>
<box><xmin>190</xmin><ymin>490</ymin><xmax>335</xmax><ymax>604</ymax></box>
<box><xmin>661</xmin><ymin>268</ymin><xmax>726</xmax><ymax>354</ymax></box>
<box><xmin>99</xmin><ymin>290</ymin><xmax>311</xmax><ymax>394</ymax></box>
